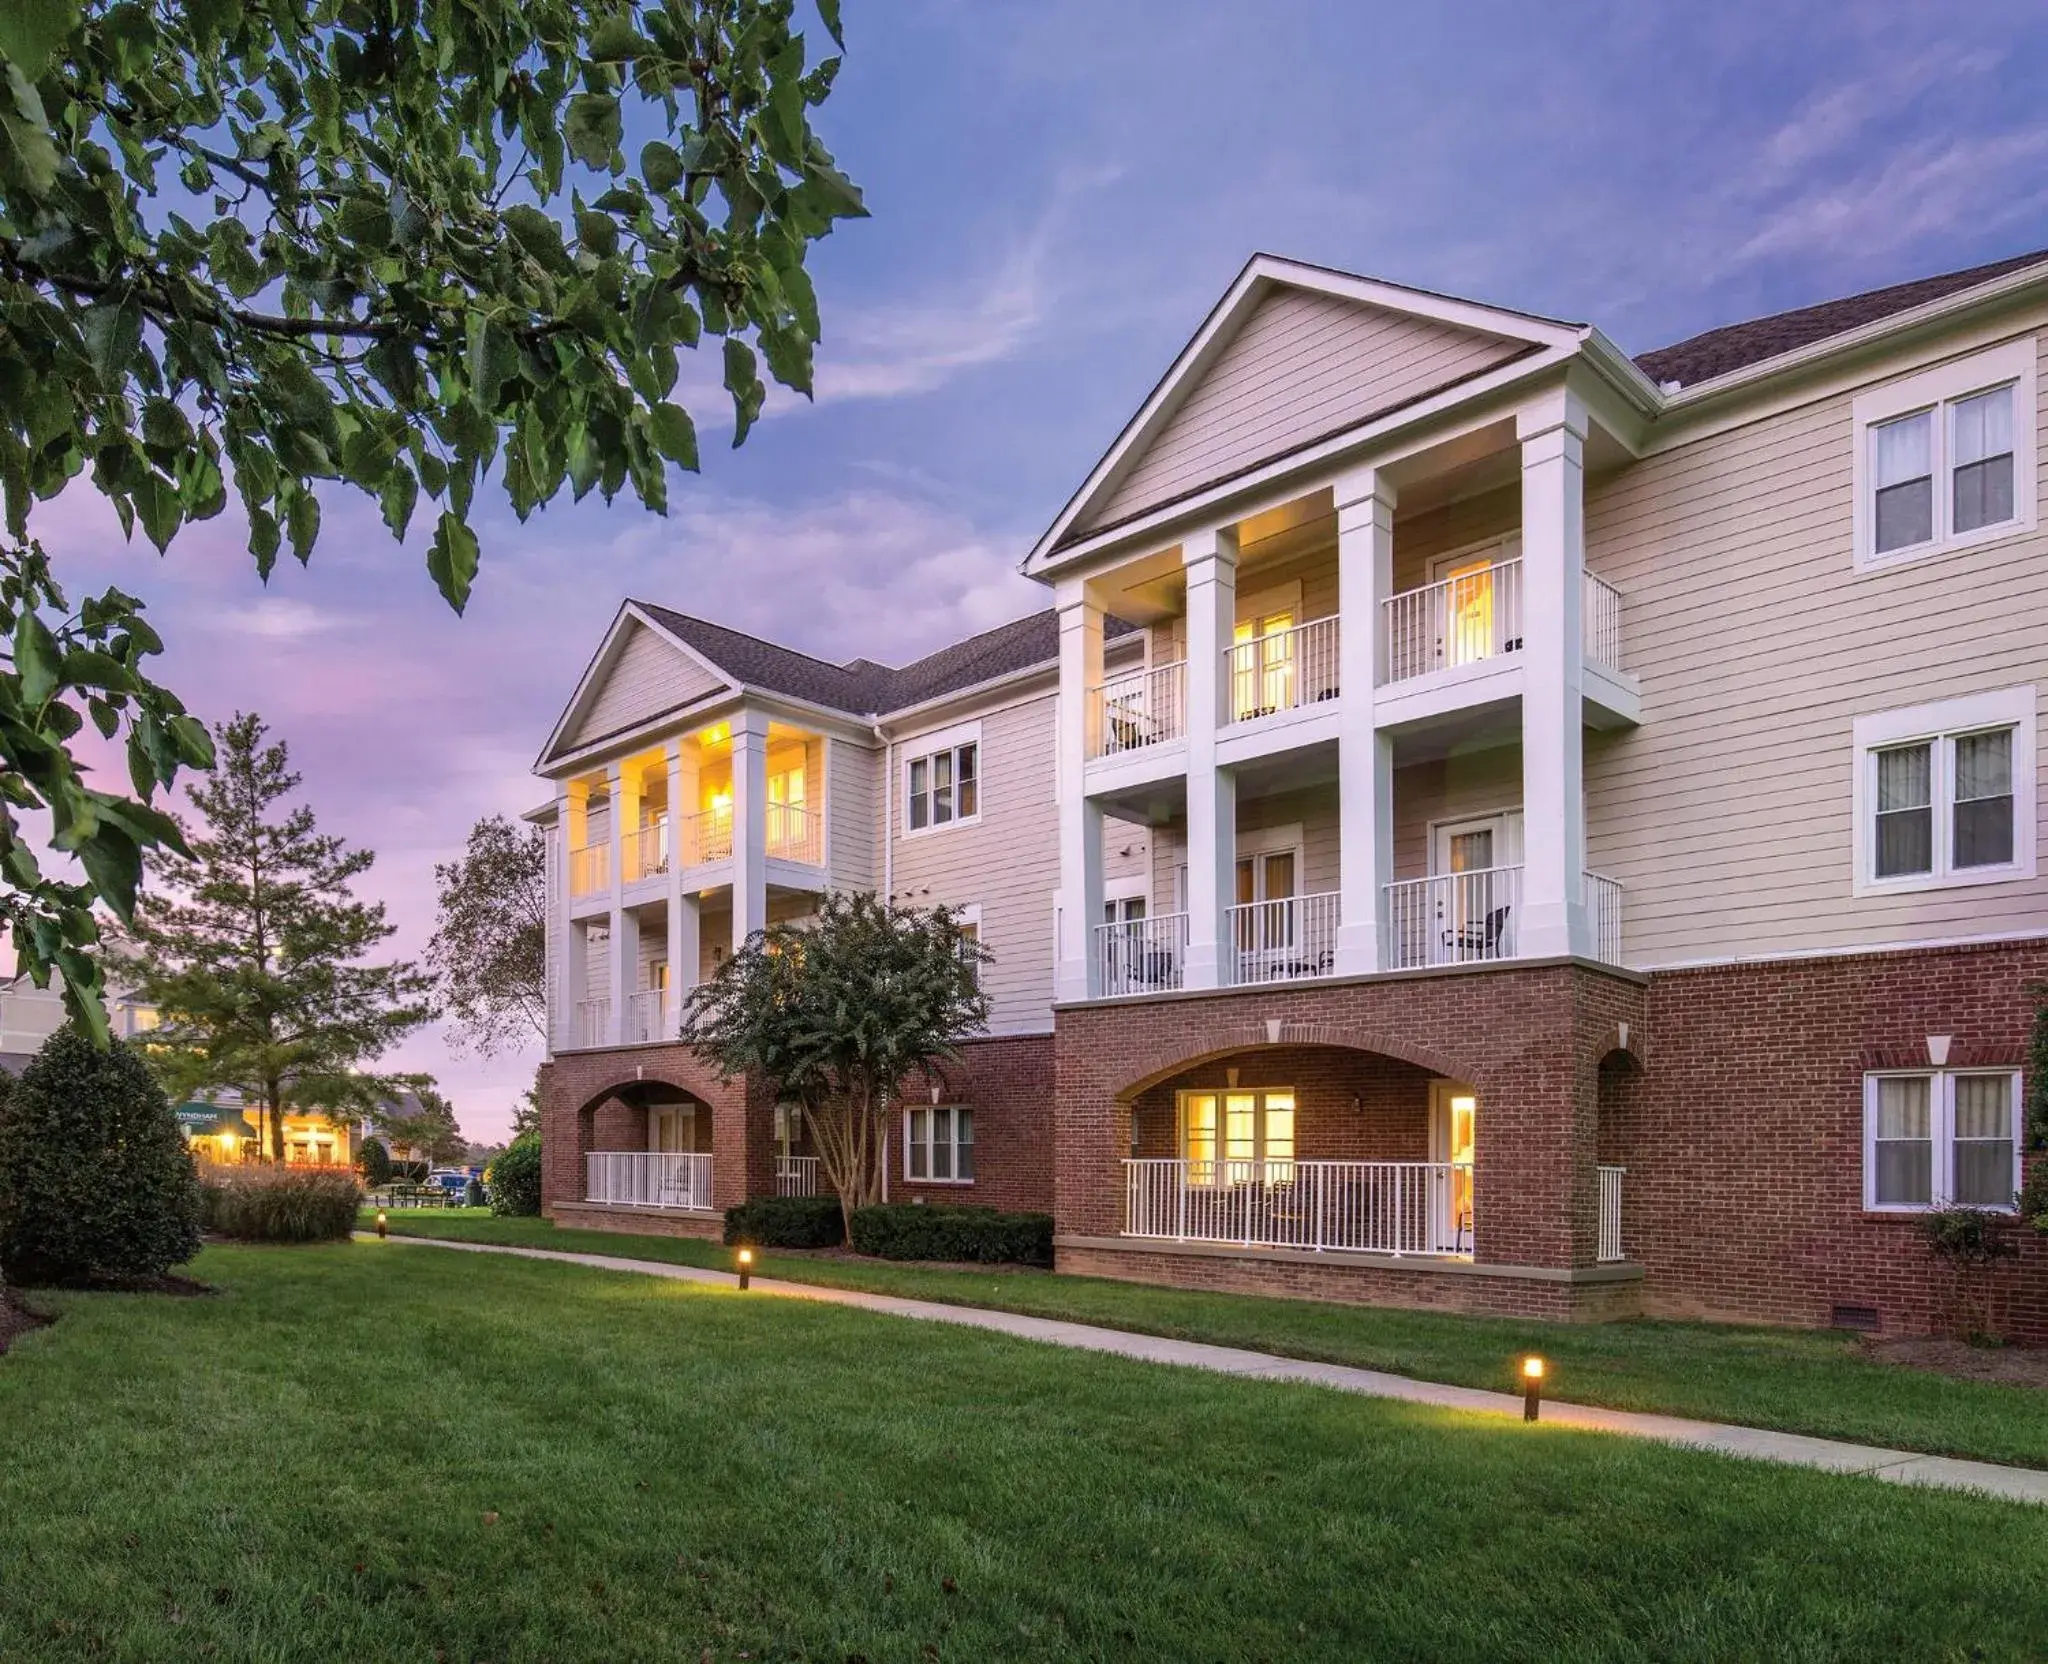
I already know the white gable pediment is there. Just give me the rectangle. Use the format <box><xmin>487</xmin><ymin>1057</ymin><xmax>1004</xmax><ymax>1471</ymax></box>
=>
<box><xmin>538</xmin><ymin>607</ymin><xmax>733</xmax><ymax>768</ymax></box>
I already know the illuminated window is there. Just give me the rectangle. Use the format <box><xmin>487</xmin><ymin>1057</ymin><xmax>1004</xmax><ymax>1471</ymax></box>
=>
<box><xmin>1179</xmin><ymin>1088</ymin><xmax>1294</xmax><ymax>1181</ymax></box>
<box><xmin>904</xmin><ymin>1106</ymin><xmax>974</xmax><ymax>1183</ymax></box>
<box><xmin>1230</xmin><ymin>607</ymin><xmax>1296</xmax><ymax>719</ymax></box>
<box><xmin>1864</xmin><ymin>1071</ymin><xmax>2020</xmax><ymax>1211</ymax></box>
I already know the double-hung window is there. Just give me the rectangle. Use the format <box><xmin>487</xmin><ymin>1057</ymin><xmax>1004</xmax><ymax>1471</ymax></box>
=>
<box><xmin>1854</xmin><ymin>338</ymin><xmax>2035</xmax><ymax>568</ymax></box>
<box><xmin>904</xmin><ymin>723</ymin><xmax>980</xmax><ymax>834</ymax></box>
<box><xmin>1864</xmin><ymin>1071</ymin><xmax>2021</xmax><ymax>1211</ymax></box>
<box><xmin>1853</xmin><ymin>689</ymin><xmax>2034</xmax><ymax>894</ymax></box>
<box><xmin>905</xmin><ymin>1105</ymin><xmax>973</xmax><ymax>1183</ymax></box>
<box><xmin>1179</xmin><ymin>1088</ymin><xmax>1295</xmax><ymax>1184</ymax></box>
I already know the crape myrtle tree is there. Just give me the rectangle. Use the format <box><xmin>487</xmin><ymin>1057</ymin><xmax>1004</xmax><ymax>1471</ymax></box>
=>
<box><xmin>682</xmin><ymin>891</ymin><xmax>989</xmax><ymax>1233</ymax></box>
<box><xmin>118</xmin><ymin>711</ymin><xmax>434</xmax><ymax>1159</ymax></box>
<box><xmin>427</xmin><ymin>814</ymin><xmax>547</xmax><ymax>1055</ymax></box>
<box><xmin>0</xmin><ymin>0</ymin><xmax>863</xmax><ymax>1037</ymax></box>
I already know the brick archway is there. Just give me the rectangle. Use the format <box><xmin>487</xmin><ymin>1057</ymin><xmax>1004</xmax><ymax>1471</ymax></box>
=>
<box><xmin>1113</xmin><ymin>1020</ymin><xmax>1478</xmax><ymax>1103</ymax></box>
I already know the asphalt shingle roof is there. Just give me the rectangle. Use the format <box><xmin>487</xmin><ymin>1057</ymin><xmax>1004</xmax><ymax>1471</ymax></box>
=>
<box><xmin>1634</xmin><ymin>247</ymin><xmax>2048</xmax><ymax>389</ymax></box>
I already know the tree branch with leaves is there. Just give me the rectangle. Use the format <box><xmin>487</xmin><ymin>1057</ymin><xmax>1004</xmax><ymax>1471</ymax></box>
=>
<box><xmin>426</xmin><ymin>813</ymin><xmax>547</xmax><ymax>1056</ymax></box>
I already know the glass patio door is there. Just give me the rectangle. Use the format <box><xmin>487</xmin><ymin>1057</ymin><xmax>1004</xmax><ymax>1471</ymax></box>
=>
<box><xmin>1429</xmin><ymin>1082</ymin><xmax>1477</xmax><ymax>1253</ymax></box>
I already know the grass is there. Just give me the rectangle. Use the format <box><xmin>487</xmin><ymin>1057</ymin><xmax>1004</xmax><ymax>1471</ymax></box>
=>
<box><xmin>372</xmin><ymin>1209</ymin><xmax>2048</xmax><ymax>1470</ymax></box>
<box><xmin>3</xmin><ymin>1242</ymin><xmax>2046</xmax><ymax>1661</ymax></box>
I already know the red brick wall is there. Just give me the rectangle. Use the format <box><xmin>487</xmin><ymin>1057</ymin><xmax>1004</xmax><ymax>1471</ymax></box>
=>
<box><xmin>1127</xmin><ymin>1048</ymin><xmax>1433</xmax><ymax>1163</ymax></box>
<box><xmin>893</xmin><ymin>1034</ymin><xmax>1056</xmax><ymax>1214</ymax></box>
<box><xmin>1629</xmin><ymin>939</ymin><xmax>2048</xmax><ymax>1342</ymax></box>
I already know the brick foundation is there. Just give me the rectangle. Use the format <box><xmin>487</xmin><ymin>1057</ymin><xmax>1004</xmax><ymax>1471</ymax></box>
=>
<box><xmin>550</xmin><ymin>1201</ymin><xmax>725</xmax><ymax>1241</ymax></box>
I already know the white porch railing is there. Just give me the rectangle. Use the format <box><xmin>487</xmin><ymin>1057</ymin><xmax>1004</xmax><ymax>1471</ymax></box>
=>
<box><xmin>586</xmin><ymin>1151</ymin><xmax>714</xmax><ymax>1210</ymax></box>
<box><xmin>1091</xmin><ymin>661</ymin><xmax>1186</xmax><ymax>758</ymax></box>
<box><xmin>1125</xmin><ymin>1158</ymin><xmax>1472</xmax><ymax>1255</ymax></box>
<box><xmin>1225</xmin><ymin>890</ymin><xmax>1340</xmax><ymax>985</ymax></box>
<box><xmin>624</xmin><ymin>989</ymin><xmax>666</xmax><ymax>1044</ymax></box>
<box><xmin>1585</xmin><ymin>871</ymin><xmax>1624</xmax><ymax>966</ymax></box>
<box><xmin>1224</xmin><ymin>616</ymin><xmax>1340</xmax><ymax>722</ymax></box>
<box><xmin>1383</xmin><ymin>866</ymin><xmax>1522</xmax><ymax>969</ymax></box>
<box><xmin>573</xmin><ymin>997</ymin><xmax>611</xmax><ymax>1049</ymax></box>
<box><xmin>1598</xmin><ymin>1164</ymin><xmax>1625</xmax><ymax>1262</ymax></box>
<box><xmin>685</xmin><ymin>807</ymin><xmax>732</xmax><ymax>865</ymax></box>
<box><xmin>568</xmin><ymin>844</ymin><xmax>608</xmax><ymax>896</ymax></box>
<box><xmin>1583</xmin><ymin>572</ymin><xmax>1624</xmax><ymax>673</ymax></box>
<box><xmin>776</xmin><ymin>1155</ymin><xmax>822</xmax><ymax>1197</ymax></box>
<box><xmin>1095</xmin><ymin>912</ymin><xmax>1189</xmax><ymax>998</ymax></box>
<box><xmin>766</xmin><ymin>801</ymin><xmax>823</xmax><ymax>863</ymax></box>
<box><xmin>1381</xmin><ymin>558</ymin><xmax>1523</xmax><ymax>686</ymax></box>
<box><xmin>623</xmin><ymin>819</ymin><xmax>670</xmax><ymax>882</ymax></box>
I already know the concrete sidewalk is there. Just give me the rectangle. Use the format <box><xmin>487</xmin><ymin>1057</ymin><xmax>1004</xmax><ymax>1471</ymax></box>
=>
<box><xmin>369</xmin><ymin>1232</ymin><xmax>2048</xmax><ymax>1509</ymax></box>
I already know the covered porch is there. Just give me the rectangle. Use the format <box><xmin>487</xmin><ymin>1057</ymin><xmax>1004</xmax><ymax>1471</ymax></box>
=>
<box><xmin>580</xmin><ymin>1080</ymin><xmax>716</xmax><ymax>1212</ymax></box>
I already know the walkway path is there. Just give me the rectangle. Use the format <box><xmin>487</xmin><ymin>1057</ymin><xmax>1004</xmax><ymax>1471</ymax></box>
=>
<box><xmin>372</xmin><ymin>1233</ymin><xmax>2048</xmax><ymax>1508</ymax></box>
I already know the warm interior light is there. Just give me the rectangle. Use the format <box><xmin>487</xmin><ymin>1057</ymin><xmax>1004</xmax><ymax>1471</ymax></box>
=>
<box><xmin>1522</xmin><ymin>1356</ymin><xmax>1545</xmax><ymax>1381</ymax></box>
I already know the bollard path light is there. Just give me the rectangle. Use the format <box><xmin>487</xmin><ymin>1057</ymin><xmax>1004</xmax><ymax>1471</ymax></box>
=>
<box><xmin>736</xmin><ymin>1247</ymin><xmax>754</xmax><ymax>1292</ymax></box>
<box><xmin>1522</xmin><ymin>1356</ymin><xmax>1545</xmax><ymax>1422</ymax></box>
<box><xmin>375</xmin><ymin>1210</ymin><xmax>389</xmax><ymax>1240</ymax></box>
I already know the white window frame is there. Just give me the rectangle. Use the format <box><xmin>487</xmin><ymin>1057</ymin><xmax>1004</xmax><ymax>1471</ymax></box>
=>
<box><xmin>1862</xmin><ymin>1070</ymin><xmax>2022</xmax><ymax>1213</ymax></box>
<box><xmin>1851</xmin><ymin>337</ymin><xmax>2037</xmax><ymax>571</ymax></box>
<box><xmin>1103</xmin><ymin>872</ymin><xmax>1148</xmax><ymax>926</ymax></box>
<box><xmin>903</xmin><ymin>1103</ymin><xmax>974</xmax><ymax>1185</ymax></box>
<box><xmin>901</xmin><ymin>718</ymin><xmax>982</xmax><ymax>839</ymax></box>
<box><xmin>1851</xmin><ymin>687</ymin><xmax>2035</xmax><ymax>895</ymax></box>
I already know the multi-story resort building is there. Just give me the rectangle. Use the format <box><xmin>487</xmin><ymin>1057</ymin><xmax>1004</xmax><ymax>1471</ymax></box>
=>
<box><xmin>532</xmin><ymin>248</ymin><xmax>2048</xmax><ymax>1341</ymax></box>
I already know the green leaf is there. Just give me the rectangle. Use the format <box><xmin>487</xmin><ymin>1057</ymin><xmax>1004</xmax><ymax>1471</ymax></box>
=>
<box><xmin>247</xmin><ymin>507</ymin><xmax>280</xmax><ymax>578</ymax></box>
<box><xmin>641</xmin><ymin>141</ymin><xmax>683</xmax><ymax>194</ymax></box>
<box><xmin>380</xmin><ymin>463</ymin><xmax>419</xmax><ymax>540</ymax></box>
<box><xmin>285</xmin><ymin>487</ymin><xmax>320</xmax><ymax>563</ymax></box>
<box><xmin>0</xmin><ymin>0</ymin><xmax>78</xmax><ymax>78</ymax></box>
<box><xmin>648</xmin><ymin>404</ymin><xmax>699</xmax><ymax>471</ymax></box>
<box><xmin>14</xmin><ymin>608</ymin><xmax>60</xmax><ymax>708</ymax></box>
<box><xmin>131</xmin><ymin>472</ymin><xmax>182</xmax><ymax>553</ymax></box>
<box><xmin>587</xmin><ymin>16</ymin><xmax>645</xmax><ymax>61</ymax></box>
<box><xmin>564</xmin><ymin>93</ymin><xmax>622</xmax><ymax>170</ymax></box>
<box><xmin>81</xmin><ymin>294</ymin><xmax>144</xmax><ymax>383</ymax></box>
<box><xmin>817</xmin><ymin>0</ymin><xmax>844</xmax><ymax>48</ymax></box>
<box><xmin>427</xmin><ymin>512</ymin><xmax>479</xmax><ymax>614</ymax></box>
<box><xmin>723</xmin><ymin>338</ymin><xmax>766</xmax><ymax>447</ymax></box>
<box><xmin>466</xmin><ymin>314</ymin><xmax>521</xmax><ymax>414</ymax></box>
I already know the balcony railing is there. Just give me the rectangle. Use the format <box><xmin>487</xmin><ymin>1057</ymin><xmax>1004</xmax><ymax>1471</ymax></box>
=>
<box><xmin>1095</xmin><ymin>912</ymin><xmax>1188</xmax><ymax>998</ymax></box>
<box><xmin>623</xmin><ymin>819</ymin><xmax>670</xmax><ymax>882</ymax></box>
<box><xmin>625</xmin><ymin>988</ymin><xmax>667</xmax><ymax>1045</ymax></box>
<box><xmin>1225</xmin><ymin>616</ymin><xmax>1340</xmax><ymax>723</ymax></box>
<box><xmin>685</xmin><ymin>807</ymin><xmax>733</xmax><ymax>865</ymax></box>
<box><xmin>1125</xmin><ymin>1158</ymin><xmax>1472</xmax><ymax>1255</ymax></box>
<box><xmin>568</xmin><ymin>843</ymin><xmax>608</xmax><ymax>896</ymax></box>
<box><xmin>1583</xmin><ymin>572</ymin><xmax>1624</xmax><ymax>673</ymax></box>
<box><xmin>1585</xmin><ymin>871</ymin><xmax>1624</xmax><ymax>966</ymax></box>
<box><xmin>1225</xmin><ymin>891</ymin><xmax>1340</xmax><ymax>986</ymax></box>
<box><xmin>1381</xmin><ymin>558</ymin><xmax>1523</xmax><ymax>686</ymax></box>
<box><xmin>586</xmin><ymin>1151</ymin><xmax>714</xmax><ymax>1210</ymax></box>
<box><xmin>1091</xmin><ymin>661</ymin><xmax>1186</xmax><ymax>759</ymax></box>
<box><xmin>766</xmin><ymin>801</ymin><xmax>823</xmax><ymax>864</ymax></box>
<box><xmin>1598</xmin><ymin>1164</ymin><xmax>1625</xmax><ymax>1262</ymax></box>
<box><xmin>776</xmin><ymin>1154</ymin><xmax>822</xmax><ymax>1197</ymax></box>
<box><xmin>573</xmin><ymin>997</ymin><xmax>611</xmax><ymax>1049</ymax></box>
<box><xmin>1383</xmin><ymin>865</ymin><xmax>1523</xmax><ymax>970</ymax></box>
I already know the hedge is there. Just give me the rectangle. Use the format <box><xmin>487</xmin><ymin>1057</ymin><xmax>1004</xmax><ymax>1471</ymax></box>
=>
<box><xmin>849</xmin><ymin>1204</ymin><xmax>1053</xmax><ymax>1267</ymax></box>
<box><xmin>489</xmin><ymin>1135</ymin><xmax>543</xmax><ymax>1216</ymax></box>
<box><xmin>200</xmin><ymin>1166</ymin><xmax>361</xmax><ymax>1242</ymax></box>
<box><xmin>724</xmin><ymin>1193</ymin><xmax>843</xmax><ymax>1248</ymax></box>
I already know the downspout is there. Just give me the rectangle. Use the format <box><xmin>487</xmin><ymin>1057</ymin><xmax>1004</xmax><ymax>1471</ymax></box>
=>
<box><xmin>875</xmin><ymin>719</ymin><xmax>893</xmax><ymax>1204</ymax></box>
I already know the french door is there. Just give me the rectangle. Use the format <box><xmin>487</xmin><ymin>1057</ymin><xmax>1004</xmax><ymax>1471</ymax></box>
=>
<box><xmin>1428</xmin><ymin>1081</ymin><xmax>1477</xmax><ymax>1253</ymax></box>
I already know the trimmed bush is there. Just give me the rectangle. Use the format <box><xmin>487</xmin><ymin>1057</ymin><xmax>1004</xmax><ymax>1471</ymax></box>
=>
<box><xmin>0</xmin><ymin>1025</ymin><xmax>203</xmax><ymax>1283</ymax></box>
<box><xmin>200</xmin><ymin>1166</ymin><xmax>361</xmax><ymax>1242</ymax></box>
<box><xmin>489</xmin><ymin>1135</ymin><xmax>543</xmax><ymax>1217</ymax></box>
<box><xmin>723</xmin><ymin>1193</ymin><xmax>844</xmax><ymax>1249</ymax></box>
<box><xmin>357</xmin><ymin>1137</ymin><xmax>393</xmax><ymax>1187</ymax></box>
<box><xmin>849</xmin><ymin>1204</ymin><xmax>1053</xmax><ymax>1267</ymax></box>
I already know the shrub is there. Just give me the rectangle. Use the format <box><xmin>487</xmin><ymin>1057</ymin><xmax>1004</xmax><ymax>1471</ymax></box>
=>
<box><xmin>357</xmin><ymin>1137</ymin><xmax>392</xmax><ymax>1187</ymax></box>
<box><xmin>0</xmin><ymin>1024</ymin><xmax>203</xmax><ymax>1283</ymax></box>
<box><xmin>723</xmin><ymin>1194</ymin><xmax>844</xmax><ymax>1249</ymax></box>
<box><xmin>489</xmin><ymin>1135</ymin><xmax>543</xmax><ymax>1217</ymax></box>
<box><xmin>849</xmin><ymin>1204</ymin><xmax>1052</xmax><ymax>1267</ymax></box>
<box><xmin>199</xmin><ymin>1166</ymin><xmax>361</xmax><ymax>1243</ymax></box>
<box><xmin>1920</xmin><ymin>1205</ymin><xmax>2021</xmax><ymax>1342</ymax></box>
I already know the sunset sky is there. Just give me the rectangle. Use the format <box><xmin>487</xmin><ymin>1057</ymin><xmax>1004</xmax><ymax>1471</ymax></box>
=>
<box><xmin>34</xmin><ymin>0</ymin><xmax>2048</xmax><ymax>1139</ymax></box>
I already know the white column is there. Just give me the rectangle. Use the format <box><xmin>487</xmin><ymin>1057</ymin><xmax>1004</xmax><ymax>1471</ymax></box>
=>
<box><xmin>1182</xmin><ymin>523</ymin><xmax>1238</xmax><ymax>990</ymax></box>
<box><xmin>730</xmin><ymin>707</ymin><xmax>770</xmax><ymax>949</ymax></box>
<box><xmin>1334</xmin><ymin>468</ymin><xmax>1395</xmax><ymax>975</ymax></box>
<box><xmin>556</xmin><ymin>780</ymin><xmax>586</xmax><ymax>1049</ymax></box>
<box><xmin>1517</xmin><ymin>387</ymin><xmax>1590</xmax><ymax>959</ymax></box>
<box><xmin>604</xmin><ymin>761</ymin><xmax>629</xmax><ymax>1044</ymax></box>
<box><xmin>664</xmin><ymin>741</ymin><xmax>697</xmax><ymax>1033</ymax></box>
<box><xmin>1054</xmin><ymin>585</ymin><xmax>1106</xmax><ymax>1002</ymax></box>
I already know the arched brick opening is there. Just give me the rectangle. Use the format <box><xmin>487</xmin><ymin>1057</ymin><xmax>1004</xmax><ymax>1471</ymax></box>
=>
<box><xmin>574</xmin><ymin>1078</ymin><xmax>714</xmax><ymax>1157</ymax></box>
<box><xmin>1114</xmin><ymin>1024</ymin><xmax>1478</xmax><ymax>1104</ymax></box>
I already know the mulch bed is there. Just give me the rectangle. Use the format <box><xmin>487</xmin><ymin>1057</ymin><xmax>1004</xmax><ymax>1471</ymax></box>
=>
<box><xmin>28</xmin><ymin>1270</ymin><xmax>216</xmax><ymax>1297</ymax></box>
<box><xmin>0</xmin><ymin>1298</ymin><xmax>53</xmax><ymax>1356</ymax></box>
<box><xmin>1864</xmin><ymin>1335</ymin><xmax>2048</xmax><ymax>1389</ymax></box>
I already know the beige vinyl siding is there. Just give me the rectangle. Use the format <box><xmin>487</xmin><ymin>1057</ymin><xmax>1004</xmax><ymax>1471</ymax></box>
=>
<box><xmin>563</xmin><ymin>621</ymin><xmax>726</xmax><ymax>752</ymax></box>
<box><xmin>889</xmin><ymin>696</ymin><xmax>1060</xmax><ymax>1033</ymax></box>
<box><xmin>1584</xmin><ymin>324</ymin><xmax>2048</xmax><ymax>964</ymax></box>
<box><xmin>1394</xmin><ymin>485</ymin><xmax>1521</xmax><ymax>591</ymax></box>
<box><xmin>1392</xmin><ymin>746</ymin><xmax>1523</xmax><ymax>880</ymax></box>
<box><xmin>1088</xmin><ymin>291</ymin><xmax>1527</xmax><ymax>533</ymax></box>
<box><xmin>826</xmin><ymin>737</ymin><xmax>880</xmax><ymax>892</ymax></box>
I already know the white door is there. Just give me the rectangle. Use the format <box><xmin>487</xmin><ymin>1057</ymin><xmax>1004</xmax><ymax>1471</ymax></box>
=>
<box><xmin>1429</xmin><ymin>536</ymin><xmax>1520</xmax><ymax>671</ymax></box>
<box><xmin>1428</xmin><ymin>1081</ymin><xmax>1477</xmax><ymax>1253</ymax></box>
<box><xmin>1430</xmin><ymin>814</ymin><xmax>1520</xmax><ymax>963</ymax></box>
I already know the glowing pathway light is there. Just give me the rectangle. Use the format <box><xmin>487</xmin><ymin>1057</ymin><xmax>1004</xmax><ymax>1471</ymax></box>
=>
<box><xmin>1521</xmin><ymin>1356</ymin><xmax>1545</xmax><ymax>1422</ymax></box>
<box><xmin>736</xmin><ymin>1247</ymin><xmax>754</xmax><ymax>1291</ymax></box>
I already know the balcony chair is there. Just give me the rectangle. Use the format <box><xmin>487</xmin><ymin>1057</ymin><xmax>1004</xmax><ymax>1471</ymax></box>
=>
<box><xmin>1446</xmin><ymin>903</ymin><xmax>1511</xmax><ymax>960</ymax></box>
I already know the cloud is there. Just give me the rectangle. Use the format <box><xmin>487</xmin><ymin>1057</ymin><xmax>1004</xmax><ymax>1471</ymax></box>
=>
<box><xmin>217</xmin><ymin>597</ymin><xmax>344</xmax><ymax>641</ymax></box>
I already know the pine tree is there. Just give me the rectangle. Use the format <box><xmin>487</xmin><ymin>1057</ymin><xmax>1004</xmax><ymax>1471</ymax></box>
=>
<box><xmin>121</xmin><ymin>713</ymin><xmax>434</xmax><ymax>1161</ymax></box>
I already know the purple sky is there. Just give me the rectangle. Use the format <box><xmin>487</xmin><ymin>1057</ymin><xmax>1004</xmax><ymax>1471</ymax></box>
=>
<box><xmin>28</xmin><ymin>1</ymin><xmax>2048</xmax><ymax>1140</ymax></box>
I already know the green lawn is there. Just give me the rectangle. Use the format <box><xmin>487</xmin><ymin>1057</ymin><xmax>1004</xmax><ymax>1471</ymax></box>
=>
<box><xmin>2</xmin><ymin>1243</ymin><xmax>2045</xmax><ymax>1661</ymax></box>
<box><xmin>372</xmin><ymin>1209</ymin><xmax>2048</xmax><ymax>1470</ymax></box>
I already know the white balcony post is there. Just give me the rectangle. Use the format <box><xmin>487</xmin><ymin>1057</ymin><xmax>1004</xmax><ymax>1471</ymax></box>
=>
<box><xmin>602</xmin><ymin>763</ymin><xmax>630</xmax><ymax>1044</ymax></box>
<box><xmin>664</xmin><ymin>740</ymin><xmax>696</xmax><ymax>1032</ymax></box>
<box><xmin>730</xmin><ymin>707</ymin><xmax>770</xmax><ymax>949</ymax></box>
<box><xmin>1055</xmin><ymin>584</ymin><xmax>1106</xmax><ymax>1002</ymax></box>
<box><xmin>1517</xmin><ymin>386</ymin><xmax>1591</xmax><ymax>959</ymax></box>
<box><xmin>1183</xmin><ymin>523</ymin><xmax>1238</xmax><ymax>991</ymax></box>
<box><xmin>1335</xmin><ymin>467</ymin><xmax>1395</xmax><ymax>976</ymax></box>
<box><xmin>554</xmin><ymin>779</ymin><xmax>584</xmax><ymax>1049</ymax></box>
